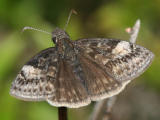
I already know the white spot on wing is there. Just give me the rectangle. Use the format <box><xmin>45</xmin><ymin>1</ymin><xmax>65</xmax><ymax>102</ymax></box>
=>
<box><xmin>22</xmin><ymin>65</ymin><xmax>43</xmax><ymax>79</ymax></box>
<box><xmin>112</xmin><ymin>41</ymin><xmax>131</xmax><ymax>56</ymax></box>
<box><xmin>86</xmin><ymin>48</ymin><xmax>93</xmax><ymax>53</ymax></box>
<box><xmin>97</xmin><ymin>43</ymin><xmax>102</xmax><ymax>47</ymax></box>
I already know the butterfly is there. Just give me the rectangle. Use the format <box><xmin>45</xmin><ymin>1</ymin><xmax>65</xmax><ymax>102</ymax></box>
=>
<box><xmin>10</xmin><ymin>27</ymin><xmax>154</xmax><ymax>108</ymax></box>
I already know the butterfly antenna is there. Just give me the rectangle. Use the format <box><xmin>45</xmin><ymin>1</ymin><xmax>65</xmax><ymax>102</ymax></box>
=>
<box><xmin>22</xmin><ymin>26</ymin><xmax>51</xmax><ymax>35</ymax></box>
<box><xmin>64</xmin><ymin>9</ymin><xmax>77</xmax><ymax>31</ymax></box>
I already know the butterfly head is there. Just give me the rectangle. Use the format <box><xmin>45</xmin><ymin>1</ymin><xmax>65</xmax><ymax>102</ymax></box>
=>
<box><xmin>52</xmin><ymin>28</ymin><xmax>70</xmax><ymax>44</ymax></box>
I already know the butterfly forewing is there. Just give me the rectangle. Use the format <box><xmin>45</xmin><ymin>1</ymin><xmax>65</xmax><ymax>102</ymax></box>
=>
<box><xmin>75</xmin><ymin>38</ymin><xmax>154</xmax><ymax>82</ymax></box>
<box><xmin>10</xmin><ymin>47</ymin><xmax>58</xmax><ymax>101</ymax></box>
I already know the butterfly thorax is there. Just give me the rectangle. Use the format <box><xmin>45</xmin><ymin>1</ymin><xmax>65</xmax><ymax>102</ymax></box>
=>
<box><xmin>52</xmin><ymin>28</ymin><xmax>75</xmax><ymax>59</ymax></box>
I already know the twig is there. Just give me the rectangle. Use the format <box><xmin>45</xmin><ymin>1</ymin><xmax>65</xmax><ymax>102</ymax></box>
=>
<box><xmin>125</xmin><ymin>19</ymin><xmax>141</xmax><ymax>43</ymax></box>
<box><xmin>58</xmin><ymin>107</ymin><xmax>68</xmax><ymax>120</ymax></box>
<box><xmin>90</xmin><ymin>97</ymin><xmax>116</xmax><ymax>120</ymax></box>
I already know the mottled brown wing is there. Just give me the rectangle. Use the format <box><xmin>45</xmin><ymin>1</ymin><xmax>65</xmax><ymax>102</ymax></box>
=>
<box><xmin>10</xmin><ymin>47</ymin><xmax>58</xmax><ymax>101</ymax></box>
<box><xmin>73</xmin><ymin>38</ymin><xmax>154</xmax><ymax>101</ymax></box>
<box><xmin>47</xmin><ymin>59</ymin><xmax>90</xmax><ymax>108</ymax></box>
<box><xmin>78</xmin><ymin>54</ymin><xmax>126</xmax><ymax>101</ymax></box>
<box><xmin>74</xmin><ymin>38</ymin><xmax>154</xmax><ymax>82</ymax></box>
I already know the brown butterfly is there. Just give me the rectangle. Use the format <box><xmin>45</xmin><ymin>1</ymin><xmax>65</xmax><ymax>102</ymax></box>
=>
<box><xmin>10</xmin><ymin>11</ymin><xmax>154</xmax><ymax>108</ymax></box>
<box><xmin>10</xmin><ymin>27</ymin><xmax>154</xmax><ymax>108</ymax></box>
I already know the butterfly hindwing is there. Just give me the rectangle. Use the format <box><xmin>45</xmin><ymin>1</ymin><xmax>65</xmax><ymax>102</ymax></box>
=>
<box><xmin>10</xmin><ymin>47</ymin><xmax>58</xmax><ymax>101</ymax></box>
<box><xmin>78</xmin><ymin>54</ymin><xmax>127</xmax><ymax>101</ymax></box>
<box><xmin>47</xmin><ymin>59</ymin><xmax>90</xmax><ymax>108</ymax></box>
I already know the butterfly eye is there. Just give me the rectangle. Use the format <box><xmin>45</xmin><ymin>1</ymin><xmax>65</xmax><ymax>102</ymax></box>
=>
<box><xmin>52</xmin><ymin>37</ymin><xmax>57</xmax><ymax>44</ymax></box>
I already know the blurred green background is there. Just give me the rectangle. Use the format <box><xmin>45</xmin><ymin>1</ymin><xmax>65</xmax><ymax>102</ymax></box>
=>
<box><xmin>0</xmin><ymin>0</ymin><xmax>160</xmax><ymax>120</ymax></box>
